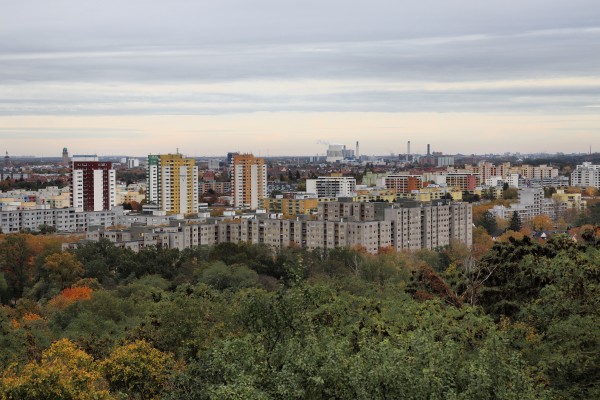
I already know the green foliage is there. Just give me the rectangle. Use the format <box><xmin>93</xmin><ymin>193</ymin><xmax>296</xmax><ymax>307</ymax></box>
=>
<box><xmin>508</xmin><ymin>211</ymin><xmax>522</xmax><ymax>232</ymax></box>
<box><xmin>0</xmin><ymin>238</ymin><xmax>599</xmax><ymax>398</ymax></box>
<box><xmin>0</xmin><ymin>235</ymin><xmax>33</xmax><ymax>302</ymax></box>
<box><xmin>0</xmin><ymin>273</ymin><xmax>8</xmax><ymax>304</ymax></box>
<box><xmin>503</xmin><ymin>187</ymin><xmax>518</xmax><ymax>200</ymax></box>
<box><xmin>199</xmin><ymin>262</ymin><xmax>259</xmax><ymax>290</ymax></box>
<box><xmin>479</xmin><ymin>211</ymin><xmax>499</xmax><ymax>235</ymax></box>
<box><xmin>575</xmin><ymin>202</ymin><xmax>600</xmax><ymax>226</ymax></box>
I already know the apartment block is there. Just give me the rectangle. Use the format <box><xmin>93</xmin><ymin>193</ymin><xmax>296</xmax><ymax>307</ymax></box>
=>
<box><xmin>232</xmin><ymin>154</ymin><xmax>267</xmax><ymax>209</ymax></box>
<box><xmin>1</xmin><ymin>207</ymin><xmax>124</xmax><ymax>234</ymax></box>
<box><xmin>384</xmin><ymin>207</ymin><xmax>424</xmax><ymax>250</ymax></box>
<box><xmin>306</xmin><ymin>175</ymin><xmax>357</xmax><ymax>198</ymax></box>
<box><xmin>571</xmin><ymin>162</ymin><xmax>600</xmax><ymax>188</ymax></box>
<box><xmin>445</xmin><ymin>173</ymin><xmax>477</xmax><ymax>191</ymax></box>
<box><xmin>490</xmin><ymin>188</ymin><xmax>555</xmax><ymax>222</ymax></box>
<box><xmin>384</xmin><ymin>174</ymin><xmax>422</xmax><ymax>194</ymax></box>
<box><xmin>67</xmin><ymin>200</ymin><xmax>472</xmax><ymax>255</ymax></box>
<box><xmin>263</xmin><ymin>196</ymin><xmax>319</xmax><ymax>217</ymax></box>
<box><xmin>71</xmin><ymin>155</ymin><xmax>116</xmax><ymax>212</ymax></box>
<box><xmin>520</xmin><ymin>164</ymin><xmax>558</xmax><ymax>180</ymax></box>
<box><xmin>147</xmin><ymin>154</ymin><xmax>199</xmax><ymax>214</ymax></box>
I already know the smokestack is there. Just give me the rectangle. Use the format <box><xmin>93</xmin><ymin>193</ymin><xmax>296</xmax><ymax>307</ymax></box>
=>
<box><xmin>427</xmin><ymin>144</ymin><xmax>430</xmax><ymax>156</ymax></box>
<box><xmin>356</xmin><ymin>141</ymin><xmax>359</xmax><ymax>158</ymax></box>
<box><xmin>406</xmin><ymin>141</ymin><xmax>411</xmax><ymax>162</ymax></box>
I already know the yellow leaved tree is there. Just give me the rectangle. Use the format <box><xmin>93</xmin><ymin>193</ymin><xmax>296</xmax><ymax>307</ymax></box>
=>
<box><xmin>0</xmin><ymin>338</ymin><xmax>112</xmax><ymax>399</ymax></box>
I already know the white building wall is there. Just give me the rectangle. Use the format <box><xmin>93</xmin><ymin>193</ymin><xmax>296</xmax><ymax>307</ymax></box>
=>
<box><xmin>250</xmin><ymin>164</ymin><xmax>258</xmax><ymax>209</ymax></box>
<box><xmin>93</xmin><ymin>170</ymin><xmax>104</xmax><ymax>211</ymax></box>
<box><xmin>72</xmin><ymin>170</ymin><xmax>84</xmax><ymax>212</ymax></box>
<box><xmin>179</xmin><ymin>166</ymin><xmax>189</xmax><ymax>214</ymax></box>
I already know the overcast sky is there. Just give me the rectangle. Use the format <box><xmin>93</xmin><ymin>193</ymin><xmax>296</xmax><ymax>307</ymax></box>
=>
<box><xmin>1</xmin><ymin>0</ymin><xmax>599</xmax><ymax>156</ymax></box>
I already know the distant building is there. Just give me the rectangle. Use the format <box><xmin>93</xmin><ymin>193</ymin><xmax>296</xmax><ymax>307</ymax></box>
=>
<box><xmin>264</xmin><ymin>195</ymin><xmax>319</xmax><ymax>217</ymax></box>
<box><xmin>306</xmin><ymin>175</ymin><xmax>356</xmax><ymax>198</ymax></box>
<box><xmin>62</xmin><ymin>148</ymin><xmax>69</xmax><ymax>165</ymax></box>
<box><xmin>3</xmin><ymin>151</ymin><xmax>12</xmax><ymax>169</ymax></box>
<box><xmin>227</xmin><ymin>152</ymin><xmax>239</xmax><ymax>166</ymax></box>
<box><xmin>127</xmin><ymin>158</ymin><xmax>140</xmax><ymax>168</ymax></box>
<box><xmin>1</xmin><ymin>207</ymin><xmax>125</xmax><ymax>233</ymax></box>
<box><xmin>207</xmin><ymin>159</ymin><xmax>221</xmax><ymax>170</ymax></box>
<box><xmin>551</xmin><ymin>190</ymin><xmax>587</xmax><ymax>216</ymax></box>
<box><xmin>232</xmin><ymin>154</ymin><xmax>267</xmax><ymax>209</ymax></box>
<box><xmin>444</xmin><ymin>173</ymin><xmax>478</xmax><ymax>191</ymax></box>
<box><xmin>436</xmin><ymin>156</ymin><xmax>455</xmax><ymax>167</ymax></box>
<box><xmin>385</xmin><ymin>174</ymin><xmax>422</xmax><ymax>194</ymax></box>
<box><xmin>147</xmin><ymin>153</ymin><xmax>198</xmax><ymax>215</ymax></box>
<box><xmin>571</xmin><ymin>162</ymin><xmax>600</xmax><ymax>188</ymax></box>
<box><xmin>489</xmin><ymin>188</ymin><xmax>554</xmax><ymax>222</ymax></box>
<box><xmin>71</xmin><ymin>155</ymin><xmax>116</xmax><ymax>212</ymax></box>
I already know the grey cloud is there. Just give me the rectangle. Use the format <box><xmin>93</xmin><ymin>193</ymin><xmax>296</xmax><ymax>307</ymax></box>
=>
<box><xmin>1</xmin><ymin>27</ymin><xmax>600</xmax><ymax>84</ymax></box>
<box><xmin>0</xmin><ymin>128</ymin><xmax>143</xmax><ymax>139</ymax></box>
<box><xmin>0</xmin><ymin>0</ymin><xmax>599</xmax><ymax>116</ymax></box>
<box><xmin>0</xmin><ymin>82</ymin><xmax>598</xmax><ymax>116</ymax></box>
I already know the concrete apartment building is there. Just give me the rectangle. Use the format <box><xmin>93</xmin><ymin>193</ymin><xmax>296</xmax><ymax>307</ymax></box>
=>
<box><xmin>1</xmin><ymin>207</ymin><xmax>125</xmax><ymax>233</ymax></box>
<box><xmin>444</xmin><ymin>173</ymin><xmax>478</xmax><ymax>191</ymax></box>
<box><xmin>263</xmin><ymin>195</ymin><xmax>319</xmax><ymax>217</ymax></box>
<box><xmin>232</xmin><ymin>154</ymin><xmax>268</xmax><ymax>209</ymax></box>
<box><xmin>70</xmin><ymin>200</ymin><xmax>472</xmax><ymax>254</ymax></box>
<box><xmin>520</xmin><ymin>164</ymin><xmax>558</xmax><ymax>180</ymax></box>
<box><xmin>147</xmin><ymin>153</ymin><xmax>199</xmax><ymax>214</ymax></box>
<box><xmin>571</xmin><ymin>162</ymin><xmax>600</xmax><ymax>188</ymax></box>
<box><xmin>385</xmin><ymin>174</ymin><xmax>422</xmax><ymax>194</ymax></box>
<box><xmin>489</xmin><ymin>188</ymin><xmax>555</xmax><ymax>222</ymax></box>
<box><xmin>551</xmin><ymin>190</ymin><xmax>587</xmax><ymax>216</ymax></box>
<box><xmin>71</xmin><ymin>155</ymin><xmax>116</xmax><ymax>212</ymax></box>
<box><xmin>306</xmin><ymin>175</ymin><xmax>357</xmax><ymax>198</ymax></box>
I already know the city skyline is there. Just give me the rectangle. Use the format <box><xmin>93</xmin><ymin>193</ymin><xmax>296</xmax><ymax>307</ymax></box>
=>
<box><xmin>1</xmin><ymin>0</ymin><xmax>599</xmax><ymax>156</ymax></box>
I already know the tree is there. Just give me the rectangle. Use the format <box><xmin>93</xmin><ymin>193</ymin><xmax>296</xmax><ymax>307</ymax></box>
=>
<box><xmin>509</xmin><ymin>211</ymin><xmax>522</xmax><ymax>232</ymax></box>
<box><xmin>471</xmin><ymin>226</ymin><xmax>494</xmax><ymax>258</ymax></box>
<box><xmin>38</xmin><ymin>224</ymin><xmax>57</xmax><ymax>234</ymax></box>
<box><xmin>199</xmin><ymin>262</ymin><xmax>259</xmax><ymax>290</ymax></box>
<box><xmin>102</xmin><ymin>340</ymin><xmax>176</xmax><ymax>399</ymax></box>
<box><xmin>0</xmin><ymin>338</ymin><xmax>112</xmax><ymax>399</ymax></box>
<box><xmin>531</xmin><ymin>215</ymin><xmax>553</xmax><ymax>231</ymax></box>
<box><xmin>480</xmin><ymin>211</ymin><xmax>499</xmax><ymax>235</ymax></box>
<box><xmin>0</xmin><ymin>235</ymin><xmax>33</xmax><ymax>301</ymax></box>
<box><xmin>43</xmin><ymin>252</ymin><xmax>85</xmax><ymax>290</ymax></box>
<box><xmin>0</xmin><ymin>272</ymin><xmax>8</xmax><ymax>304</ymax></box>
<box><xmin>503</xmin><ymin>188</ymin><xmax>518</xmax><ymax>200</ymax></box>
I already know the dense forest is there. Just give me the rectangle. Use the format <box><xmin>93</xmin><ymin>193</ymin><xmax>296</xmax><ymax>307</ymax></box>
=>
<box><xmin>0</xmin><ymin>231</ymin><xmax>599</xmax><ymax>399</ymax></box>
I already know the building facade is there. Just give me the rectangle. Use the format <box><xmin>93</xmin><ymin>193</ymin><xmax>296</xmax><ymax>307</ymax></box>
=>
<box><xmin>73</xmin><ymin>200</ymin><xmax>472</xmax><ymax>254</ymax></box>
<box><xmin>71</xmin><ymin>155</ymin><xmax>116</xmax><ymax>212</ymax></box>
<box><xmin>385</xmin><ymin>175</ymin><xmax>422</xmax><ymax>194</ymax></box>
<box><xmin>232</xmin><ymin>154</ymin><xmax>267</xmax><ymax>209</ymax></box>
<box><xmin>147</xmin><ymin>154</ymin><xmax>199</xmax><ymax>214</ymax></box>
<box><xmin>571</xmin><ymin>162</ymin><xmax>600</xmax><ymax>188</ymax></box>
<box><xmin>306</xmin><ymin>176</ymin><xmax>357</xmax><ymax>198</ymax></box>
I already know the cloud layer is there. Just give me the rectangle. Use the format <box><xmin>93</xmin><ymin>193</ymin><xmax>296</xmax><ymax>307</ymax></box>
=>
<box><xmin>0</xmin><ymin>0</ymin><xmax>599</xmax><ymax>155</ymax></box>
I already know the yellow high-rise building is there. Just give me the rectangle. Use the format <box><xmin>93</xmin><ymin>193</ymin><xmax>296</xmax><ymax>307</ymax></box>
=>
<box><xmin>147</xmin><ymin>153</ymin><xmax>198</xmax><ymax>214</ymax></box>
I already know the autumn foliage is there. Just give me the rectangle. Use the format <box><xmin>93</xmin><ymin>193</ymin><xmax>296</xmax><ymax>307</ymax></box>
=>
<box><xmin>0</xmin><ymin>339</ymin><xmax>112</xmax><ymax>400</ymax></box>
<box><xmin>47</xmin><ymin>286</ymin><xmax>93</xmax><ymax>310</ymax></box>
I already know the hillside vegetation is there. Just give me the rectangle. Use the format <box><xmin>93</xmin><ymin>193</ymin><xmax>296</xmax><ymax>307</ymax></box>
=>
<box><xmin>1</xmin><ymin>232</ymin><xmax>599</xmax><ymax>399</ymax></box>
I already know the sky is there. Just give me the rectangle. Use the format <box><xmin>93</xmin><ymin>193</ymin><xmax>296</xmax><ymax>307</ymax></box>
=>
<box><xmin>1</xmin><ymin>0</ymin><xmax>599</xmax><ymax>157</ymax></box>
